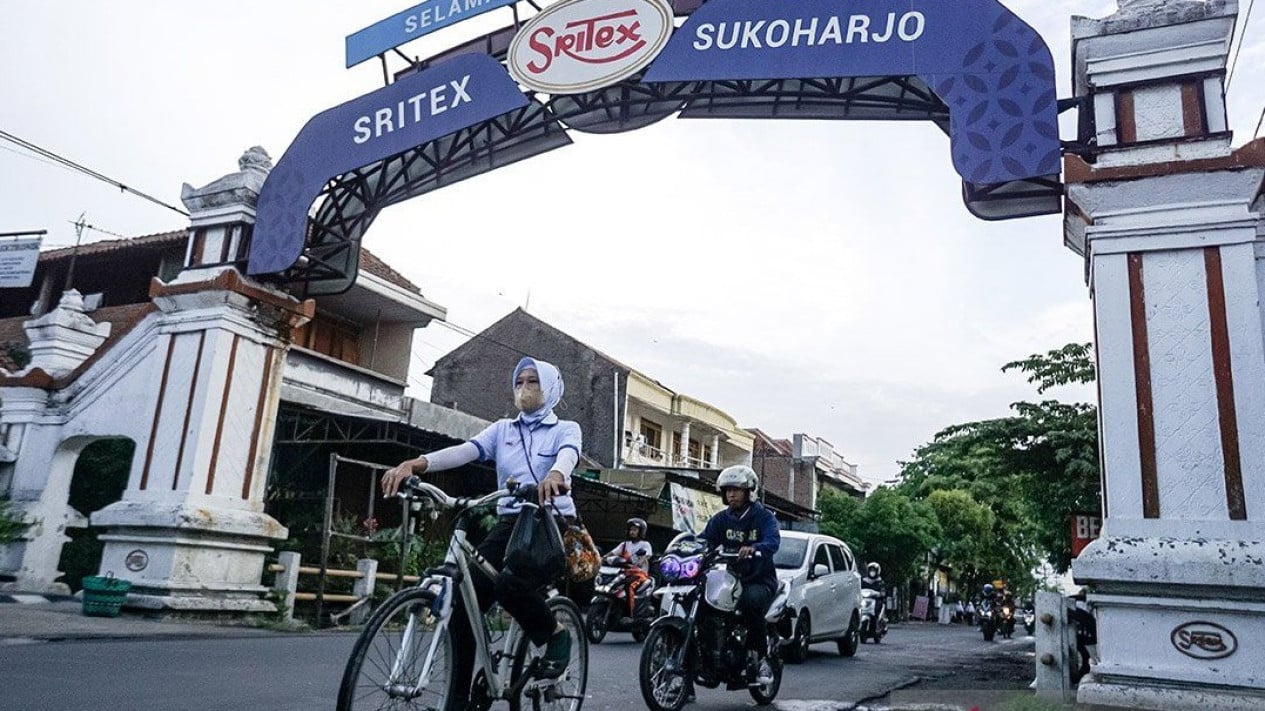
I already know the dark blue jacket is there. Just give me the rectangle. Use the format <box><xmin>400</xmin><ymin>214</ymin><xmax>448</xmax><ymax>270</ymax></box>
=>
<box><xmin>700</xmin><ymin>501</ymin><xmax>780</xmax><ymax>587</ymax></box>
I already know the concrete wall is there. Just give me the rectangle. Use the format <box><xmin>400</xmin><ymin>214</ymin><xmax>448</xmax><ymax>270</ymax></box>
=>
<box><xmin>429</xmin><ymin>309</ymin><xmax>629</xmax><ymax>467</ymax></box>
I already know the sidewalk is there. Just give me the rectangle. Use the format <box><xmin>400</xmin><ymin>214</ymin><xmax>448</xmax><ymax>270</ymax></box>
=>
<box><xmin>0</xmin><ymin>597</ymin><xmax>298</xmax><ymax>642</ymax></box>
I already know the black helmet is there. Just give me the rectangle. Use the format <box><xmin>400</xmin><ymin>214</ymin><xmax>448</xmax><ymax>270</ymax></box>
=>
<box><xmin>626</xmin><ymin>518</ymin><xmax>648</xmax><ymax>539</ymax></box>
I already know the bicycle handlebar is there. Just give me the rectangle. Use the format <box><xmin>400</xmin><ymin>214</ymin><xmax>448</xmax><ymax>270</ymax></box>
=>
<box><xmin>398</xmin><ymin>476</ymin><xmax>524</xmax><ymax>511</ymax></box>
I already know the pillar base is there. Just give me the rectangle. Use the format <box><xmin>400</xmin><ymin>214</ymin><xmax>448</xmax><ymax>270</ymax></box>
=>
<box><xmin>1073</xmin><ymin>533</ymin><xmax>1265</xmax><ymax>709</ymax></box>
<box><xmin>1079</xmin><ymin>676</ymin><xmax>1265</xmax><ymax>711</ymax></box>
<box><xmin>92</xmin><ymin>500</ymin><xmax>286</xmax><ymax>615</ymax></box>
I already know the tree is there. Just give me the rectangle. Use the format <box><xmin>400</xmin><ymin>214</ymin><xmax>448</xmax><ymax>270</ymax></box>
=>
<box><xmin>924</xmin><ymin>489</ymin><xmax>995</xmax><ymax>592</ymax></box>
<box><xmin>898</xmin><ymin>343</ymin><xmax>1100</xmax><ymax>578</ymax></box>
<box><xmin>819</xmin><ymin>487</ymin><xmax>939</xmax><ymax>589</ymax></box>
<box><xmin>0</xmin><ymin>498</ymin><xmax>30</xmax><ymax>545</ymax></box>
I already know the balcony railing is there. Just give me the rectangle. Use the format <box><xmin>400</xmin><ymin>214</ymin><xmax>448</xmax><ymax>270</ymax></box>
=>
<box><xmin>622</xmin><ymin>442</ymin><xmax>716</xmax><ymax>469</ymax></box>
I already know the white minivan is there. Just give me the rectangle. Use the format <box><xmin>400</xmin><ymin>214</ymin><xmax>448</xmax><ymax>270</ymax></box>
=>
<box><xmin>774</xmin><ymin>531</ymin><xmax>862</xmax><ymax>663</ymax></box>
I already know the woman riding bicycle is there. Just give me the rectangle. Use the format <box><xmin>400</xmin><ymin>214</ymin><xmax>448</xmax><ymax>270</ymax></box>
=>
<box><xmin>381</xmin><ymin>356</ymin><xmax>580</xmax><ymax>709</ymax></box>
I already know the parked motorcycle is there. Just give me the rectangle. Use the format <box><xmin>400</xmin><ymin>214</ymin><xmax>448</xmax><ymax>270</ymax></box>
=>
<box><xmin>859</xmin><ymin>588</ymin><xmax>888</xmax><ymax>643</ymax></box>
<box><xmin>639</xmin><ymin>546</ymin><xmax>790</xmax><ymax>711</ymax></box>
<box><xmin>586</xmin><ymin>555</ymin><xmax>657</xmax><ymax>644</ymax></box>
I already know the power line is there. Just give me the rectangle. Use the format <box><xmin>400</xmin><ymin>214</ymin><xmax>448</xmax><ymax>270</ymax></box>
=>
<box><xmin>1227</xmin><ymin>0</ymin><xmax>1257</xmax><ymax>92</ymax></box>
<box><xmin>0</xmin><ymin>128</ymin><xmax>189</xmax><ymax>217</ymax></box>
<box><xmin>1255</xmin><ymin>102</ymin><xmax>1265</xmax><ymax>139</ymax></box>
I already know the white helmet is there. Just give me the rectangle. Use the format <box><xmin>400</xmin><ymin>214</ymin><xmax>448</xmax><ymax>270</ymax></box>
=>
<box><xmin>716</xmin><ymin>465</ymin><xmax>759</xmax><ymax>497</ymax></box>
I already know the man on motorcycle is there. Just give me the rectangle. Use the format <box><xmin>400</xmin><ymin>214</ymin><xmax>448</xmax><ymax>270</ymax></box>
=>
<box><xmin>699</xmin><ymin>465</ymin><xmax>781</xmax><ymax>686</ymax></box>
<box><xmin>606</xmin><ymin>518</ymin><xmax>653</xmax><ymax>621</ymax></box>
<box><xmin>861</xmin><ymin>562</ymin><xmax>887</xmax><ymax>621</ymax></box>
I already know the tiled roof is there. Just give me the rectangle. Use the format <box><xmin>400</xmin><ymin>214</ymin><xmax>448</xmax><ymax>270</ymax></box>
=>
<box><xmin>38</xmin><ymin>229</ymin><xmax>423</xmax><ymax>295</ymax></box>
<box><xmin>38</xmin><ymin>230</ymin><xmax>185</xmax><ymax>261</ymax></box>
<box><xmin>0</xmin><ymin>303</ymin><xmax>157</xmax><ymax>378</ymax></box>
<box><xmin>359</xmin><ymin>248</ymin><xmax>422</xmax><ymax>294</ymax></box>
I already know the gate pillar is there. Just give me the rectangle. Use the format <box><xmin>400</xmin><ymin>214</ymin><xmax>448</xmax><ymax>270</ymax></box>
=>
<box><xmin>1065</xmin><ymin>2</ymin><xmax>1265</xmax><ymax>708</ymax></box>
<box><xmin>91</xmin><ymin>150</ymin><xmax>313</xmax><ymax>614</ymax></box>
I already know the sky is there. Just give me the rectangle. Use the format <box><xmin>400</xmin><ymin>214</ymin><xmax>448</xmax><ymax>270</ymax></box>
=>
<box><xmin>2</xmin><ymin>1</ymin><xmax>1262</xmax><ymax>486</ymax></box>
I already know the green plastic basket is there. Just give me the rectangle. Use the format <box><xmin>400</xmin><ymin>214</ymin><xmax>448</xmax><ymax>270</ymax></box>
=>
<box><xmin>81</xmin><ymin>573</ymin><xmax>132</xmax><ymax>618</ymax></box>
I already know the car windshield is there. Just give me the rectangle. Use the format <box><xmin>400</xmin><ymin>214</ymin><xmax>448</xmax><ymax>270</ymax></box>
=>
<box><xmin>774</xmin><ymin>538</ymin><xmax>808</xmax><ymax>569</ymax></box>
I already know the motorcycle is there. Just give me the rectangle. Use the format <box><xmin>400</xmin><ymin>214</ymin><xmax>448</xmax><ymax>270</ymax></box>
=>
<box><xmin>979</xmin><ymin>598</ymin><xmax>999</xmax><ymax>641</ymax></box>
<box><xmin>639</xmin><ymin>546</ymin><xmax>790</xmax><ymax>711</ymax></box>
<box><xmin>858</xmin><ymin>588</ymin><xmax>888</xmax><ymax>643</ymax></box>
<box><xmin>585</xmin><ymin>555</ymin><xmax>657</xmax><ymax>644</ymax></box>
<box><xmin>1022</xmin><ymin>606</ymin><xmax>1036</xmax><ymax>636</ymax></box>
<box><xmin>998</xmin><ymin>598</ymin><xmax>1017</xmax><ymax>639</ymax></box>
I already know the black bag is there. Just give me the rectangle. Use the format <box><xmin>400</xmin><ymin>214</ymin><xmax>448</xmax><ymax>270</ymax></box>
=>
<box><xmin>504</xmin><ymin>504</ymin><xmax>566</xmax><ymax>581</ymax></box>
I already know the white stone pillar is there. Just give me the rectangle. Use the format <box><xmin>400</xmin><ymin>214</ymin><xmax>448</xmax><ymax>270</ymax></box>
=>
<box><xmin>710</xmin><ymin>434</ymin><xmax>720</xmax><ymax>468</ymax></box>
<box><xmin>678</xmin><ymin>422</ymin><xmax>690</xmax><ymax>466</ymax></box>
<box><xmin>1066</xmin><ymin>3</ymin><xmax>1265</xmax><ymax>708</ymax></box>
<box><xmin>91</xmin><ymin>149</ymin><xmax>313</xmax><ymax>614</ymax></box>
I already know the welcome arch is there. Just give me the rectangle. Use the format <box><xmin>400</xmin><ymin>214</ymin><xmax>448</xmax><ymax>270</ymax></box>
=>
<box><xmin>247</xmin><ymin>0</ymin><xmax>1064</xmax><ymax>294</ymax></box>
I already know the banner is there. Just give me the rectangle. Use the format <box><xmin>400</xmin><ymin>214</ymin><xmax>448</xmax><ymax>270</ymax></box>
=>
<box><xmin>0</xmin><ymin>236</ymin><xmax>41</xmax><ymax>288</ymax></box>
<box><xmin>249</xmin><ymin>53</ymin><xmax>529</xmax><ymax>275</ymax></box>
<box><xmin>643</xmin><ymin>0</ymin><xmax>1060</xmax><ymax>185</ymax></box>
<box><xmin>345</xmin><ymin>0</ymin><xmax>516</xmax><ymax>68</ymax></box>
<box><xmin>1070</xmin><ymin>513</ymin><xmax>1101</xmax><ymax>557</ymax></box>
<box><xmin>669</xmin><ymin>483</ymin><xmax>726</xmax><ymax>533</ymax></box>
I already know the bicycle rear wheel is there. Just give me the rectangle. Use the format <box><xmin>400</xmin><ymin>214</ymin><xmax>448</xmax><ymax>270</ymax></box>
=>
<box><xmin>513</xmin><ymin>597</ymin><xmax>589</xmax><ymax>711</ymax></box>
<box><xmin>337</xmin><ymin>586</ymin><xmax>456</xmax><ymax>711</ymax></box>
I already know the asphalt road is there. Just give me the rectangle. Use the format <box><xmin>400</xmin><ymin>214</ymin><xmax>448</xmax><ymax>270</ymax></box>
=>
<box><xmin>0</xmin><ymin>621</ymin><xmax>1033</xmax><ymax>711</ymax></box>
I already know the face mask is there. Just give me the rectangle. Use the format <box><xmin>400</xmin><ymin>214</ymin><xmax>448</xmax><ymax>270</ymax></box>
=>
<box><xmin>515</xmin><ymin>387</ymin><xmax>544</xmax><ymax>413</ymax></box>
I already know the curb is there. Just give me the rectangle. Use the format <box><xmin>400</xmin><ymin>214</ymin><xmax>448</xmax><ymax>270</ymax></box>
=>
<box><xmin>0</xmin><ymin>593</ymin><xmax>76</xmax><ymax>604</ymax></box>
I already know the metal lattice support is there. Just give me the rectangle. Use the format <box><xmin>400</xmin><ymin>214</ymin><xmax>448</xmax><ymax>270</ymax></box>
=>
<box><xmin>275</xmin><ymin>20</ymin><xmax>1062</xmax><ymax>295</ymax></box>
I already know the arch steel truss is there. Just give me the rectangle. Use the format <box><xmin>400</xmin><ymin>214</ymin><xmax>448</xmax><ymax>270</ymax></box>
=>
<box><xmin>278</xmin><ymin>20</ymin><xmax>1062</xmax><ymax>296</ymax></box>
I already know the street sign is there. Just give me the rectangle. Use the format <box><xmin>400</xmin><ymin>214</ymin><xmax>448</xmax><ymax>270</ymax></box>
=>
<box><xmin>508</xmin><ymin>0</ymin><xmax>674</xmax><ymax>94</ymax></box>
<box><xmin>0</xmin><ymin>236</ymin><xmax>41</xmax><ymax>288</ymax></box>
<box><xmin>345</xmin><ymin>0</ymin><xmax>516</xmax><ymax>68</ymax></box>
<box><xmin>1070</xmin><ymin>513</ymin><xmax>1101</xmax><ymax>557</ymax></box>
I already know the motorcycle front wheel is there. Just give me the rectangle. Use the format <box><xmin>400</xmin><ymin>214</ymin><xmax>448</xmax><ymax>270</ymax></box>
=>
<box><xmin>639</xmin><ymin>625</ymin><xmax>690</xmax><ymax>711</ymax></box>
<box><xmin>585</xmin><ymin>601</ymin><xmax>610</xmax><ymax>644</ymax></box>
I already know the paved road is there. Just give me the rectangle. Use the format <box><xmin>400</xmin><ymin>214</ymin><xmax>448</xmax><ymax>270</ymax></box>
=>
<box><xmin>0</xmin><ymin>621</ymin><xmax>1032</xmax><ymax>710</ymax></box>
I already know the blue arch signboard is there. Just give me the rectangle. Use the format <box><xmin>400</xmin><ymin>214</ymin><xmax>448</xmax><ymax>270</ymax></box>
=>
<box><xmin>643</xmin><ymin>0</ymin><xmax>1060</xmax><ymax>185</ymax></box>
<box><xmin>250</xmin><ymin>0</ymin><xmax>1061</xmax><ymax>282</ymax></box>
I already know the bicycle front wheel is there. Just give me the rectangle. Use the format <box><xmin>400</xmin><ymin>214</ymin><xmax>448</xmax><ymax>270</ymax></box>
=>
<box><xmin>337</xmin><ymin>586</ymin><xmax>456</xmax><ymax>711</ymax></box>
<box><xmin>514</xmin><ymin>596</ymin><xmax>589</xmax><ymax>711</ymax></box>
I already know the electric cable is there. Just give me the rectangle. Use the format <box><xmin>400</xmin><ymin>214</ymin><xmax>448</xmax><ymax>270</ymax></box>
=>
<box><xmin>1226</xmin><ymin>0</ymin><xmax>1257</xmax><ymax>92</ymax></box>
<box><xmin>0</xmin><ymin>128</ymin><xmax>189</xmax><ymax>217</ymax></box>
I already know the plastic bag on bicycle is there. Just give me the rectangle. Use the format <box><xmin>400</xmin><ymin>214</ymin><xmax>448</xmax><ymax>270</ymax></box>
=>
<box><xmin>504</xmin><ymin>504</ymin><xmax>566</xmax><ymax>581</ymax></box>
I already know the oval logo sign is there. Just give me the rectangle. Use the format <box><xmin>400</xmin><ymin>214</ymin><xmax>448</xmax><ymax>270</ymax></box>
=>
<box><xmin>1171</xmin><ymin>621</ymin><xmax>1237</xmax><ymax>660</ymax></box>
<box><xmin>508</xmin><ymin>0</ymin><xmax>673</xmax><ymax>95</ymax></box>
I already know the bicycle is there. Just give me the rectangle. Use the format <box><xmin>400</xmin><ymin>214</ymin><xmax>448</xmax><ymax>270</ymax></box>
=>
<box><xmin>336</xmin><ymin>479</ymin><xmax>589</xmax><ymax>711</ymax></box>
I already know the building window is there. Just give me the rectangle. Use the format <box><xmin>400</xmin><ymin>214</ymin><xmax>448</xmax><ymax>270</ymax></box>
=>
<box><xmin>639</xmin><ymin>420</ymin><xmax>662</xmax><ymax>451</ymax></box>
<box><xmin>688</xmin><ymin>438</ymin><xmax>702</xmax><ymax>464</ymax></box>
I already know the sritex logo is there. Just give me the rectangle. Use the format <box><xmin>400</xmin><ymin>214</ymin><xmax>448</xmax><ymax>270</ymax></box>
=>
<box><xmin>508</xmin><ymin>0</ymin><xmax>673</xmax><ymax>95</ymax></box>
<box><xmin>1171</xmin><ymin>621</ymin><xmax>1237</xmax><ymax>660</ymax></box>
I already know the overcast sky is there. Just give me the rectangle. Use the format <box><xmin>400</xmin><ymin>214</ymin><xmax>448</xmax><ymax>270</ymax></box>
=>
<box><xmin>2</xmin><ymin>1</ymin><xmax>1262</xmax><ymax>485</ymax></box>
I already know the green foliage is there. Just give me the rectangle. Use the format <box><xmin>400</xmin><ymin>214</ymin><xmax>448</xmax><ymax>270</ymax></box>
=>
<box><xmin>58</xmin><ymin>439</ymin><xmax>134</xmax><ymax>591</ymax></box>
<box><xmin>0</xmin><ymin>497</ymin><xmax>30</xmax><ymax>545</ymax></box>
<box><xmin>819</xmin><ymin>487</ymin><xmax>940</xmax><ymax>588</ymax></box>
<box><xmin>898</xmin><ymin>343</ymin><xmax>1101</xmax><ymax>583</ymax></box>
<box><xmin>924</xmin><ymin>489</ymin><xmax>996</xmax><ymax>590</ymax></box>
<box><xmin>1</xmin><ymin>341</ymin><xmax>31</xmax><ymax>371</ymax></box>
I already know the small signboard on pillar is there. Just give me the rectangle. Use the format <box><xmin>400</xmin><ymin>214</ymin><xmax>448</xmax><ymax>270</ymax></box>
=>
<box><xmin>1070</xmin><ymin>513</ymin><xmax>1101</xmax><ymax>557</ymax></box>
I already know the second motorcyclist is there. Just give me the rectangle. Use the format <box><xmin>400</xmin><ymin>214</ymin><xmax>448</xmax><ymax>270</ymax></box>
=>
<box><xmin>699</xmin><ymin>465</ymin><xmax>781</xmax><ymax>686</ymax></box>
<box><xmin>861</xmin><ymin>562</ymin><xmax>886</xmax><ymax>617</ymax></box>
<box><xmin>606</xmin><ymin>517</ymin><xmax>654</xmax><ymax>622</ymax></box>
